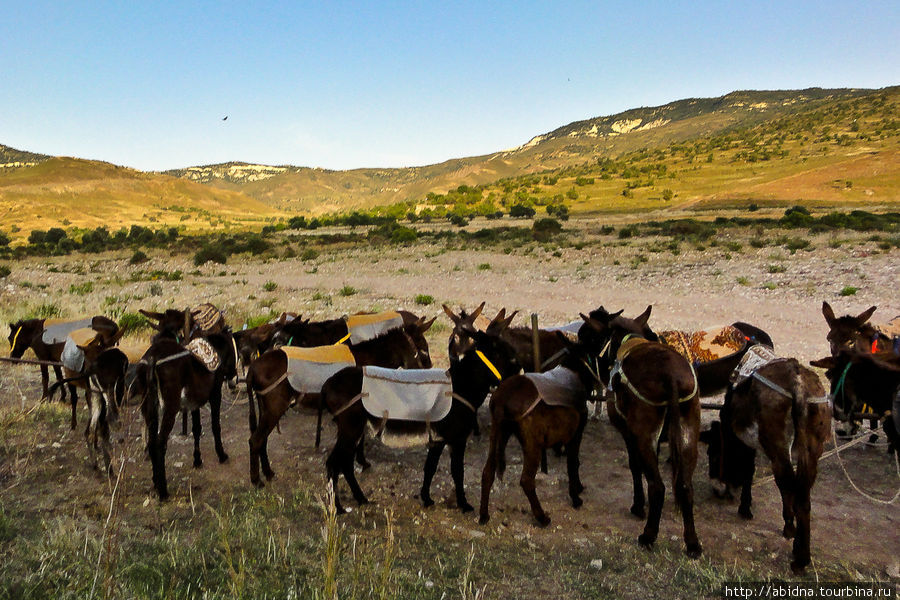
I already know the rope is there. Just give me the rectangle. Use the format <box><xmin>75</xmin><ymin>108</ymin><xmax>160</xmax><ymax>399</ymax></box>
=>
<box><xmin>829</xmin><ymin>422</ymin><xmax>900</xmax><ymax>505</ymax></box>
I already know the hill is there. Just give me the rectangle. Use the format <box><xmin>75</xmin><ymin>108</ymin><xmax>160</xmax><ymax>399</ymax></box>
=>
<box><xmin>162</xmin><ymin>87</ymin><xmax>900</xmax><ymax>216</ymax></box>
<box><xmin>0</xmin><ymin>157</ymin><xmax>277</xmax><ymax>238</ymax></box>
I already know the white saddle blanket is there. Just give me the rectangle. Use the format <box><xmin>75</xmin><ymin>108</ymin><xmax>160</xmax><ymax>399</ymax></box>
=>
<box><xmin>346</xmin><ymin>312</ymin><xmax>404</xmax><ymax>344</ymax></box>
<box><xmin>42</xmin><ymin>318</ymin><xmax>93</xmax><ymax>345</ymax></box>
<box><xmin>361</xmin><ymin>366</ymin><xmax>452</xmax><ymax>422</ymax></box>
<box><xmin>284</xmin><ymin>345</ymin><xmax>355</xmax><ymax>395</ymax></box>
<box><xmin>524</xmin><ymin>366</ymin><xmax>586</xmax><ymax>407</ymax></box>
<box><xmin>731</xmin><ymin>344</ymin><xmax>780</xmax><ymax>386</ymax></box>
<box><xmin>61</xmin><ymin>337</ymin><xmax>85</xmax><ymax>372</ymax></box>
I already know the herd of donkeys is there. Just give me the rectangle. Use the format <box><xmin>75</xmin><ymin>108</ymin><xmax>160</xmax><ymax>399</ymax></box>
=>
<box><xmin>6</xmin><ymin>300</ymin><xmax>899</xmax><ymax>573</ymax></box>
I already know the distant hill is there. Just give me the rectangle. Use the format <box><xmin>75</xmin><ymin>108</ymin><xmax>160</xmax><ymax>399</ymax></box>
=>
<box><xmin>1</xmin><ymin>86</ymin><xmax>898</xmax><ymax>236</ymax></box>
<box><xmin>0</xmin><ymin>157</ymin><xmax>276</xmax><ymax>237</ymax></box>
<box><xmin>162</xmin><ymin>87</ymin><xmax>899</xmax><ymax>214</ymax></box>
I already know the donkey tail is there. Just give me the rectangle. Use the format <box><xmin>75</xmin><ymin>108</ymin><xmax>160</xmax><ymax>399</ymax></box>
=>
<box><xmin>47</xmin><ymin>372</ymin><xmax>90</xmax><ymax>402</ymax></box>
<box><xmin>666</xmin><ymin>375</ymin><xmax>687</xmax><ymax>477</ymax></box>
<box><xmin>788</xmin><ymin>360</ymin><xmax>811</xmax><ymax>477</ymax></box>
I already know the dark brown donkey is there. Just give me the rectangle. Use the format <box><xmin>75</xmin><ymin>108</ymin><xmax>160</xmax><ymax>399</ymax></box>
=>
<box><xmin>321</xmin><ymin>321</ymin><xmax>520</xmax><ymax>514</ymax></box>
<box><xmin>479</xmin><ymin>334</ymin><xmax>601</xmax><ymax>526</ymax></box>
<box><xmin>811</xmin><ymin>349</ymin><xmax>900</xmax><ymax>454</ymax></box>
<box><xmin>8</xmin><ymin>316</ymin><xmax>118</xmax><ymax>408</ymax></box>
<box><xmin>247</xmin><ymin>319</ymin><xmax>433</xmax><ymax>488</ymax></box>
<box><xmin>580</xmin><ymin>306</ymin><xmax>703</xmax><ymax>558</ymax></box>
<box><xmin>821</xmin><ymin>301</ymin><xmax>899</xmax><ymax>356</ymax></box>
<box><xmin>139</xmin><ymin>331</ymin><xmax>238</xmax><ymax>500</ymax></box>
<box><xmin>702</xmin><ymin>358</ymin><xmax>831</xmax><ymax>572</ymax></box>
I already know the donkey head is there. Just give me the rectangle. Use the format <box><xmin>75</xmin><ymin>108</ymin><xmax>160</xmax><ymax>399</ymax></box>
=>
<box><xmin>405</xmin><ymin>315</ymin><xmax>437</xmax><ymax>368</ymax></box>
<box><xmin>822</xmin><ymin>301</ymin><xmax>878</xmax><ymax>356</ymax></box>
<box><xmin>8</xmin><ymin>319</ymin><xmax>42</xmax><ymax>358</ymax></box>
<box><xmin>141</xmin><ymin>308</ymin><xmax>191</xmax><ymax>343</ymax></box>
<box><xmin>579</xmin><ymin>305</ymin><xmax>657</xmax><ymax>366</ymax></box>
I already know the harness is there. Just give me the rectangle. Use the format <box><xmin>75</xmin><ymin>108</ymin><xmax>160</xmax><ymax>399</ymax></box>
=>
<box><xmin>11</xmin><ymin>326</ymin><xmax>23</xmax><ymax>351</ymax></box>
<box><xmin>608</xmin><ymin>336</ymin><xmax>698</xmax><ymax>408</ymax></box>
<box><xmin>475</xmin><ymin>350</ymin><xmax>502</xmax><ymax>381</ymax></box>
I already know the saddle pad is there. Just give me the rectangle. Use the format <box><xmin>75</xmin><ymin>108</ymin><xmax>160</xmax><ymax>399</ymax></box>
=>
<box><xmin>118</xmin><ymin>342</ymin><xmax>150</xmax><ymax>364</ymax></box>
<box><xmin>346</xmin><ymin>311</ymin><xmax>403</xmax><ymax>344</ymax></box>
<box><xmin>61</xmin><ymin>337</ymin><xmax>85</xmax><ymax>372</ymax></box>
<box><xmin>192</xmin><ymin>303</ymin><xmax>225</xmax><ymax>335</ymax></box>
<box><xmin>730</xmin><ymin>344</ymin><xmax>780</xmax><ymax>386</ymax></box>
<box><xmin>68</xmin><ymin>327</ymin><xmax>100</xmax><ymax>349</ymax></box>
<box><xmin>361</xmin><ymin>366</ymin><xmax>452</xmax><ymax>422</ymax></box>
<box><xmin>41</xmin><ymin>318</ymin><xmax>93</xmax><ymax>345</ymax></box>
<box><xmin>658</xmin><ymin>325</ymin><xmax>746</xmax><ymax>364</ymax></box>
<box><xmin>283</xmin><ymin>344</ymin><xmax>355</xmax><ymax>395</ymax></box>
<box><xmin>186</xmin><ymin>338</ymin><xmax>220</xmax><ymax>372</ymax></box>
<box><xmin>524</xmin><ymin>366</ymin><xmax>585</xmax><ymax>408</ymax></box>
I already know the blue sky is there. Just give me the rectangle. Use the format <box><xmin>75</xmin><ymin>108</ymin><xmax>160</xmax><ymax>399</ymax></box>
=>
<box><xmin>2</xmin><ymin>1</ymin><xmax>897</xmax><ymax>172</ymax></box>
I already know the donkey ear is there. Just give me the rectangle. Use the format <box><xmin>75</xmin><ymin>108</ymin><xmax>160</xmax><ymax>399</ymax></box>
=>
<box><xmin>809</xmin><ymin>356</ymin><xmax>837</xmax><ymax>369</ymax></box>
<box><xmin>634</xmin><ymin>305</ymin><xmax>652</xmax><ymax>327</ymax></box>
<box><xmin>139</xmin><ymin>309</ymin><xmax>164</xmax><ymax>321</ymax></box>
<box><xmin>470</xmin><ymin>302</ymin><xmax>485</xmax><ymax>321</ymax></box>
<box><xmin>419</xmin><ymin>316</ymin><xmax>437</xmax><ymax>333</ymax></box>
<box><xmin>855</xmin><ymin>306</ymin><xmax>876</xmax><ymax>325</ymax></box>
<box><xmin>442</xmin><ymin>304</ymin><xmax>460</xmax><ymax>325</ymax></box>
<box><xmin>503</xmin><ymin>310</ymin><xmax>518</xmax><ymax>329</ymax></box>
<box><xmin>821</xmin><ymin>301</ymin><xmax>836</xmax><ymax>326</ymax></box>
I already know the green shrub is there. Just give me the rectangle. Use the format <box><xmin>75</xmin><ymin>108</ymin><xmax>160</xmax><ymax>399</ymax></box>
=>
<box><xmin>32</xmin><ymin>302</ymin><xmax>63</xmax><ymax>319</ymax></box>
<box><xmin>68</xmin><ymin>282</ymin><xmax>94</xmax><ymax>295</ymax></box>
<box><xmin>839</xmin><ymin>286</ymin><xmax>858</xmax><ymax>296</ymax></box>
<box><xmin>339</xmin><ymin>285</ymin><xmax>357</xmax><ymax>296</ymax></box>
<box><xmin>129</xmin><ymin>250</ymin><xmax>148</xmax><ymax>264</ymax></box>
<box><xmin>414</xmin><ymin>294</ymin><xmax>434</xmax><ymax>306</ymax></box>
<box><xmin>477</xmin><ymin>263</ymin><xmax>491</xmax><ymax>271</ymax></box>
<box><xmin>301</xmin><ymin>248</ymin><xmax>319</xmax><ymax>261</ymax></box>
<box><xmin>767</xmin><ymin>264</ymin><xmax>787</xmax><ymax>274</ymax></box>
<box><xmin>117</xmin><ymin>311</ymin><xmax>151</xmax><ymax>335</ymax></box>
<box><xmin>194</xmin><ymin>245</ymin><xmax>228</xmax><ymax>266</ymax></box>
<box><xmin>0</xmin><ymin>265</ymin><xmax>10</xmax><ymax>278</ymax></box>
<box><xmin>263</xmin><ymin>281</ymin><xmax>278</xmax><ymax>292</ymax></box>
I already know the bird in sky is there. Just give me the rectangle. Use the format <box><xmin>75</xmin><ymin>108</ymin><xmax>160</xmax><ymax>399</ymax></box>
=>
<box><xmin>222</xmin><ymin>116</ymin><xmax>228</xmax><ymax>121</ymax></box>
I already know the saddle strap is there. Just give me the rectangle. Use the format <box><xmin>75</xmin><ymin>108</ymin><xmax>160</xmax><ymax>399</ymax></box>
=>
<box><xmin>520</xmin><ymin>395</ymin><xmax>543</xmax><ymax>418</ymax></box>
<box><xmin>614</xmin><ymin>361</ymin><xmax>698</xmax><ymax>407</ymax></box>
<box><xmin>332</xmin><ymin>392</ymin><xmax>364</xmax><ymax>417</ymax></box>
<box><xmin>156</xmin><ymin>350</ymin><xmax>192</xmax><ymax>367</ymax></box>
<box><xmin>451</xmin><ymin>392</ymin><xmax>477</xmax><ymax>413</ymax></box>
<box><xmin>751</xmin><ymin>372</ymin><xmax>792</xmax><ymax>399</ymax></box>
<box><xmin>540</xmin><ymin>348</ymin><xmax>569</xmax><ymax>371</ymax></box>
<box><xmin>258</xmin><ymin>371</ymin><xmax>288</xmax><ymax>396</ymax></box>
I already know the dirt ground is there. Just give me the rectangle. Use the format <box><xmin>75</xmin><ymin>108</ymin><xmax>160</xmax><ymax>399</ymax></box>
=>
<box><xmin>1</xmin><ymin>221</ymin><xmax>898</xmax><ymax>590</ymax></box>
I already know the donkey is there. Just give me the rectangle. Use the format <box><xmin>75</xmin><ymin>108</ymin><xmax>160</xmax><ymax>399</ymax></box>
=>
<box><xmin>810</xmin><ymin>349</ymin><xmax>900</xmax><ymax>454</ymax></box>
<box><xmin>702</xmin><ymin>358</ymin><xmax>831</xmax><ymax>572</ymax></box>
<box><xmin>821</xmin><ymin>301</ymin><xmax>899</xmax><ymax>356</ymax></box>
<box><xmin>140</xmin><ymin>330</ymin><xmax>238</xmax><ymax>500</ymax></box>
<box><xmin>247</xmin><ymin>320</ymin><xmax>432</xmax><ymax>488</ymax></box>
<box><xmin>8</xmin><ymin>316</ymin><xmax>119</xmax><ymax>414</ymax></box>
<box><xmin>479</xmin><ymin>333</ymin><xmax>601</xmax><ymax>526</ymax></box>
<box><xmin>321</xmin><ymin>320</ymin><xmax>520</xmax><ymax>514</ymax></box>
<box><xmin>580</xmin><ymin>306</ymin><xmax>703</xmax><ymax>558</ymax></box>
<box><xmin>444</xmin><ymin>302</ymin><xmax>568</xmax><ymax>372</ymax></box>
<box><xmin>48</xmin><ymin>347</ymin><xmax>130</xmax><ymax>473</ymax></box>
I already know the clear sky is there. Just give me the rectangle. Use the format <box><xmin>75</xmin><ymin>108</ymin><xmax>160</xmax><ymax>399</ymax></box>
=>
<box><xmin>2</xmin><ymin>1</ymin><xmax>897</xmax><ymax>172</ymax></box>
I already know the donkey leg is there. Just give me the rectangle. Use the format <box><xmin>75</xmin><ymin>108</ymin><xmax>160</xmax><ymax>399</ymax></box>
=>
<box><xmin>623</xmin><ymin>434</ymin><xmax>647</xmax><ymax>518</ymax></box>
<box><xmin>479</xmin><ymin>428</ymin><xmax>502</xmax><ymax>525</ymax></box>
<box><xmin>770</xmin><ymin>456</ymin><xmax>797</xmax><ymax>539</ymax></box>
<box><xmin>420</xmin><ymin>442</ymin><xmax>445</xmax><ymax>508</ymax></box>
<box><xmin>354</xmin><ymin>437</ymin><xmax>371</xmax><ymax>471</ymax></box>
<box><xmin>249</xmin><ymin>420</ymin><xmax>276</xmax><ymax>487</ymax></box>
<box><xmin>340</xmin><ymin>439</ymin><xmax>369</xmax><ymax>507</ymax></box>
<box><xmin>791</xmin><ymin>471</ymin><xmax>813</xmax><ymax>572</ymax></box>
<box><xmin>673</xmin><ymin>419</ymin><xmax>702</xmax><ymax>558</ymax></box>
<box><xmin>566</xmin><ymin>425</ymin><xmax>585</xmax><ymax>508</ymax></box>
<box><xmin>69</xmin><ymin>383</ymin><xmax>79</xmax><ymax>430</ymax></box>
<box><xmin>449</xmin><ymin>441</ymin><xmax>473</xmax><ymax>513</ymax></box>
<box><xmin>191</xmin><ymin>409</ymin><xmax>203</xmax><ymax>468</ymax></box>
<box><xmin>209</xmin><ymin>396</ymin><xmax>229</xmax><ymax>463</ymax></box>
<box><xmin>181</xmin><ymin>409</ymin><xmax>189</xmax><ymax>436</ymax></box>
<box><xmin>636</xmin><ymin>439</ymin><xmax>665</xmax><ymax>550</ymax></box>
<box><xmin>153</xmin><ymin>402</ymin><xmax>179</xmax><ymax>501</ymax></box>
<box><xmin>520</xmin><ymin>438</ymin><xmax>550</xmax><ymax>527</ymax></box>
<box><xmin>738</xmin><ymin>452</ymin><xmax>757</xmax><ymax>520</ymax></box>
<box><xmin>325</xmin><ymin>447</ymin><xmax>347</xmax><ymax>514</ymax></box>
<box><xmin>40</xmin><ymin>365</ymin><xmax>51</xmax><ymax>400</ymax></box>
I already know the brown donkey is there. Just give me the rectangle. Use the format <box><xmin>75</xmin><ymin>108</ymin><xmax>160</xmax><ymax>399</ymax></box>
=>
<box><xmin>247</xmin><ymin>319</ymin><xmax>433</xmax><ymax>488</ymax></box>
<box><xmin>581</xmin><ymin>306</ymin><xmax>703</xmax><ymax>558</ymax></box>
<box><xmin>703</xmin><ymin>357</ymin><xmax>831</xmax><ymax>572</ymax></box>
<box><xmin>478</xmin><ymin>334</ymin><xmax>601</xmax><ymax>526</ymax></box>
<box><xmin>821</xmin><ymin>301</ymin><xmax>899</xmax><ymax>356</ymax></box>
<box><xmin>320</xmin><ymin>320</ymin><xmax>520</xmax><ymax>514</ymax></box>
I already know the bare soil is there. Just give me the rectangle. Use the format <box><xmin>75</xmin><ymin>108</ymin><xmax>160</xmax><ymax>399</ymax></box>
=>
<box><xmin>1</xmin><ymin>222</ymin><xmax>898</xmax><ymax>596</ymax></box>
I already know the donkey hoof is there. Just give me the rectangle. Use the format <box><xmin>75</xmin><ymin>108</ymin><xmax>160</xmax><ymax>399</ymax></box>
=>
<box><xmin>790</xmin><ymin>558</ymin><xmax>809</xmax><ymax>574</ymax></box>
<box><xmin>478</xmin><ymin>513</ymin><xmax>490</xmax><ymax>525</ymax></box>
<box><xmin>359</xmin><ymin>461</ymin><xmax>372</xmax><ymax>472</ymax></box>
<box><xmin>685</xmin><ymin>543</ymin><xmax>703</xmax><ymax>559</ymax></box>
<box><xmin>218</xmin><ymin>453</ymin><xmax>230</xmax><ymax>464</ymax></box>
<box><xmin>251</xmin><ymin>479</ymin><xmax>265</xmax><ymax>489</ymax></box>
<box><xmin>421</xmin><ymin>495</ymin><xmax>434</xmax><ymax>508</ymax></box>
<box><xmin>637</xmin><ymin>533</ymin><xmax>656</xmax><ymax>549</ymax></box>
<box><xmin>738</xmin><ymin>505</ymin><xmax>753</xmax><ymax>520</ymax></box>
<box><xmin>193</xmin><ymin>459</ymin><xmax>203</xmax><ymax>469</ymax></box>
<box><xmin>630</xmin><ymin>504</ymin><xmax>646</xmax><ymax>519</ymax></box>
<box><xmin>356</xmin><ymin>496</ymin><xmax>369</xmax><ymax>506</ymax></box>
<box><xmin>263</xmin><ymin>470</ymin><xmax>276</xmax><ymax>481</ymax></box>
<box><xmin>782</xmin><ymin>523</ymin><xmax>796</xmax><ymax>539</ymax></box>
<box><xmin>459</xmin><ymin>502</ymin><xmax>474</xmax><ymax>513</ymax></box>
<box><xmin>571</xmin><ymin>497</ymin><xmax>583</xmax><ymax>509</ymax></box>
<box><xmin>535</xmin><ymin>514</ymin><xmax>551</xmax><ymax>528</ymax></box>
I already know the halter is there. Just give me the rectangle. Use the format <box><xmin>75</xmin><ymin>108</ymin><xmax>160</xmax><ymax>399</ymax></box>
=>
<box><xmin>475</xmin><ymin>350</ymin><xmax>502</xmax><ymax>381</ymax></box>
<box><xmin>10</xmin><ymin>326</ymin><xmax>23</xmax><ymax>352</ymax></box>
<box><xmin>335</xmin><ymin>332</ymin><xmax>351</xmax><ymax>345</ymax></box>
<box><xmin>830</xmin><ymin>362</ymin><xmax>853</xmax><ymax>411</ymax></box>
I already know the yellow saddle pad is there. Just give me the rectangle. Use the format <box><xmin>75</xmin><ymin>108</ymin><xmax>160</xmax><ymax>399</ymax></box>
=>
<box><xmin>282</xmin><ymin>344</ymin><xmax>354</xmax><ymax>363</ymax></box>
<box><xmin>658</xmin><ymin>325</ymin><xmax>746</xmax><ymax>364</ymax></box>
<box><xmin>345</xmin><ymin>311</ymin><xmax>403</xmax><ymax>344</ymax></box>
